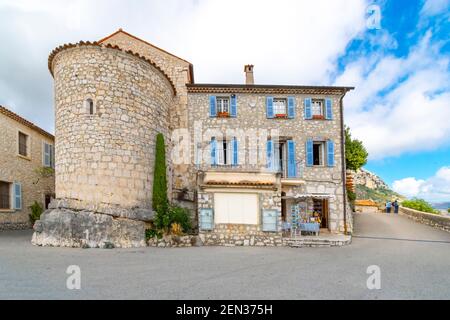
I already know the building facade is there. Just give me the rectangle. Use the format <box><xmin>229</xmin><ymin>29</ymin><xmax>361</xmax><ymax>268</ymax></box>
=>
<box><xmin>0</xmin><ymin>106</ymin><xmax>55</xmax><ymax>230</ymax></box>
<box><xmin>32</xmin><ymin>30</ymin><xmax>353</xmax><ymax>248</ymax></box>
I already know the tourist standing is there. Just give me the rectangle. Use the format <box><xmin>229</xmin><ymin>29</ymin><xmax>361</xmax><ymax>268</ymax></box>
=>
<box><xmin>393</xmin><ymin>200</ymin><xmax>399</xmax><ymax>214</ymax></box>
<box><xmin>386</xmin><ymin>200</ymin><xmax>392</xmax><ymax>214</ymax></box>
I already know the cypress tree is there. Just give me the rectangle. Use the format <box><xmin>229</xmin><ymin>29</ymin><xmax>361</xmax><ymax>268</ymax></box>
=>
<box><xmin>152</xmin><ymin>133</ymin><xmax>168</xmax><ymax>211</ymax></box>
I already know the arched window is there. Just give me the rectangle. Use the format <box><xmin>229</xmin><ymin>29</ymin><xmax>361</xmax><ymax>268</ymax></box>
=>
<box><xmin>86</xmin><ymin>99</ymin><xmax>95</xmax><ymax>115</ymax></box>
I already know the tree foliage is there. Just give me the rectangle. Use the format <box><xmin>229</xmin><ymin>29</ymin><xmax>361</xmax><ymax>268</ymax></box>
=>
<box><xmin>345</xmin><ymin>126</ymin><xmax>368</xmax><ymax>171</ymax></box>
<box><xmin>402</xmin><ymin>198</ymin><xmax>439</xmax><ymax>214</ymax></box>
<box><xmin>152</xmin><ymin>133</ymin><xmax>168</xmax><ymax>211</ymax></box>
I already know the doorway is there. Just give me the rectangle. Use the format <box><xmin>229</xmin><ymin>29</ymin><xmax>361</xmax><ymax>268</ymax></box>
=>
<box><xmin>312</xmin><ymin>198</ymin><xmax>329</xmax><ymax>229</ymax></box>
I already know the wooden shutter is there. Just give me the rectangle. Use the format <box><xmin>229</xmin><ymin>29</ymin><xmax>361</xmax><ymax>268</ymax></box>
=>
<box><xmin>262</xmin><ymin>210</ymin><xmax>278</xmax><ymax>232</ymax></box>
<box><xmin>230</xmin><ymin>95</ymin><xmax>237</xmax><ymax>118</ymax></box>
<box><xmin>304</xmin><ymin>98</ymin><xmax>312</xmax><ymax>120</ymax></box>
<box><xmin>327</xmin><ymin>140</ymin><xmax>335</xmax><ymax>167</ymax></box>
<box><xmin>210</xmin><ymin>138</ymin><xmax>217</xmax><ymax>165</ymax></box>
<box><xmin>232</xmin><ymin>138</ymin><xmax>238</xmax><ymax>166</ymax></box>
<box><xmin>43</xmin><ymin>142</ymin><xmax>50</xmax><ymax>167</ymax></box>
<box><xmin>287</xmin><ymin>140</ymin><xmax>297</xmax><ymax>178</ymax></box>
<box><xmin>14</xmin><ymin>182</ymin><xmax>22</xmax><ymax>210</ymax></box>
<box><xmin>287</xmin><ymin>97</ymin><xmax>296</xmax><ymax>118</ymax></box>
<box><xmin>266</xmin><ymin>97</ymin><xmax>274</xmax><ymax>118</ymax></box>
<box><xmin>266</xmin><ymin>140</ymin><xmax>274</xmax><ymax>170</ymax></box>
<box><xmin>325</xmin><ymin>98</ymin><xmax>333</xmax><ymax>120</ymax></box>
<box><xmin>199</xmin><ymin>208</ymin><xmax>214</xmax><ymax>231</ymax></box>
<box><xmin>209</xmin><ymin>96</ymin><xmax>217</xmax><ymax>117</ymax></box>
<box><xmin>306</xmin><ymin>139</ymin><xmax>314</xmax><ymax>167</ymax></box>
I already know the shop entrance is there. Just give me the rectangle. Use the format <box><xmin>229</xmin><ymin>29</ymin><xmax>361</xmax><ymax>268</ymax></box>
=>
<box><xmin>312</xmin><ymin>198</ymin><xmax>329</xmax><ymax>230</ymax></box>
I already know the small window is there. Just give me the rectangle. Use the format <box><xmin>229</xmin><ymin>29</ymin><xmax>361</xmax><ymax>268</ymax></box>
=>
<box><xmin>311</xmin><ymin>99</ymin><xmax>324</xmax><ymax>118</ymax></box>
<box><xmin>0</xmin><ymin>181</ymin><xmax>11</xmax><ymax>209</ymax></box>
<box><xmin>313</xmin><ymin>142</ymin><xmax>325</xmax><ymax>166</ymax></box>
<box><xmin>216</xmin><ymin>139</ymin><xmax>230</xmax><ymax>165</ymax></box>
<box><xmin>216</xmin><ymin>97</ymin><xmax>229</xmax><ymax>116</ymax></box>
<box><xmin>43</xmin><ymin>142</ymin><xmax>55</xmax><ymax>168</ymax></box>
<box><xmin>273</xmin><ymin>98</ymin><xmax>287</xmax><ymax>116</ymax></box>
<box><xmin>86</xmin><ymin>99</ymin><xmax>95</xmax><ymax>115</ymax></box>
<box><xmin>18</xmin><ymin>132</ymin><xmax>29</xmax><ymax>157</ymax></box>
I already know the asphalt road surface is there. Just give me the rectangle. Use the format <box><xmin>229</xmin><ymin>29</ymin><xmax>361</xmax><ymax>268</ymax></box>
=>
<box><xmin>1</xmin><ymin>212</ymin><xmax>449</xmax><ymax>299</ymax></box>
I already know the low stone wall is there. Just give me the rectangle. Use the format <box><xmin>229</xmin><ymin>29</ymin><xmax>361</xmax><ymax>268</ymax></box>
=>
<box><xmin>0</xmin><ymin>222</ymin><xmax>31</xmax><ymax>231</ymax></box>
<box><xmin>399</xmin><ymin>206</ymin><xmax>450</xmax><ymax>233</ymax></box>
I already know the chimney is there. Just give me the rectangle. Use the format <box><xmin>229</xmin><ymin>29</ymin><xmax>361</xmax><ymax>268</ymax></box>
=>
<box><xmin>244</xmin><ymin>65</ymin><xmax>254</xmax><ymax>85</ymax></box>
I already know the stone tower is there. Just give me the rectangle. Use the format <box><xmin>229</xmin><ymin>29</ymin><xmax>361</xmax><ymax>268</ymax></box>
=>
<box><xmin>32</xmin><ymin>41</ymin><xmax>176</xmax><ymax>248</ymax></box>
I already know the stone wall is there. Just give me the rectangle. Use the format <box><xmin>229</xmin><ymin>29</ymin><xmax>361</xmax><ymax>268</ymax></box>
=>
<box><xmin>399</xmin><ymin>206</ymin><xmax>450</xmax><ymax>233</ymax></box>
<box><xmin>52</xmin><ymin>45</ymin><xmax>174</xmax><ymax>218</ymax></box>
<box><xmin>0</xmin><ymin>112</ymin><xmax>55</xmax><ymax>230</ymax></box>
<box><xmin>188</xmin><ymin>92</ymin><xmax>346</xmax><ymax>232</ymax></box>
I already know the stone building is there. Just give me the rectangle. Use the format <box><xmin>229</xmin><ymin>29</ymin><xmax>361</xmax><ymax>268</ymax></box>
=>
<box><xmin>32</xmin><ymin>29</ymin><xmax>353</xmax><ymax>248</ymax></box>
<box><xmin>0</xmin><ymin>106</ymin><xmax>55</xmax><ymax>230</ymax></box>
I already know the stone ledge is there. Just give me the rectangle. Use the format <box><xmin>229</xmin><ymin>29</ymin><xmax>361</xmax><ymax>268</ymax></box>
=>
<box><xmin>399</xmin><ymin>207</ymin><xmax>450</xmax><ymax>233</ymax></box>
<box><xmin>0</xmin><ymin>222</ymin><xmax>32</xmax><ymax>231</ymax></box>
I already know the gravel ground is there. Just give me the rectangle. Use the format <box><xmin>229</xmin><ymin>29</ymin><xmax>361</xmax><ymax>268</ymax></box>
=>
<box><xmin>1</xmin><ymin>212</ymin><xmax>449</xmax><ymax>300</ymax></box>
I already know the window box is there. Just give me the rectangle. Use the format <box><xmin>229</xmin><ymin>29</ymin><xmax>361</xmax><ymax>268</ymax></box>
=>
<box><xmin>217</xmin><ymin>112</ymin><xmax>230</xmax><ymax>118</ymax></box>
<box><xmin>312</xmin><ymin>115</ymin><xmax>325</xmax><ymax>120</ymax></box>
<box><xmin>275</xmin><ymin>114</ymin><xmax>287</xmax><ymax>118</ymax></box>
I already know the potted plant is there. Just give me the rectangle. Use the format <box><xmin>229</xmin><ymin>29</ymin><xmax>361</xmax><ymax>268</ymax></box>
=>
<box><xmin>217</xmin><ymin>111</ymin><xmax>230</xmax><ymax>118</ymax></box>
<box><xmin>275</xmin><ymin>114</ymin><xmax>287</xmax><ymax>118</ymax></box>
<box><xmin>312</xmin><ymin>115</ymin><xmax>324</xmax><ymax>120</ymax></box>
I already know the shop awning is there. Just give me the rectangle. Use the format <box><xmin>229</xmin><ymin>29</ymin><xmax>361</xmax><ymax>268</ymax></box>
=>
<box><xmin>282</xmin><ymin>194</ymin><xmax>336</xmax><ymax>200</ymax></box>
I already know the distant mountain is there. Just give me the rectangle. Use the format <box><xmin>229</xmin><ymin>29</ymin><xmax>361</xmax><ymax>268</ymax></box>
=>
<box><xmin>352</xmin><ymin>168</ymin><xmax>405</xmax><ymax>204</ymax></box>
<box><xmin>432</xmin><ymin>202</ymin><xmax>450</xmax><ymax>210</ymax></box>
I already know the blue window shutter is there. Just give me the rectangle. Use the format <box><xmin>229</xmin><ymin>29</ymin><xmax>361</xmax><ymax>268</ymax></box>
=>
<box><xmin>209</xmin><ymin>96</ymin><xmax>217</xmax><ymax>117</ymax></box>
<box><xmin>327</xmin><ymin>140</ymin><xmax>335</xmax><ymax>167</ymax></box>
<box><xmin>232</xmin><ymin>138</ymin><xmax>238</xmax><ymax>166</ymax></box>
<box><xmin>266</xmin><ymin>140</ymin><xmax>274</xmax><ymax>170</ymax></box>
<box><xmin>287</xmin><ymin>97</ymin><xmax>295</xmax><ymax>118</ymax></box>
<box><xmin>266</xmin><ymin>97</ymin><xmax>274</xmax><ymax>118</ymax></box>
<box><xmin>210</xmin><ymin>138</ymin><xmax>217</xmax><ymax>165</ymax></box>
<box><xmin>287</xmin><ymin>140</ymin><xmax>297</xmax><ymax>178</ymax></box>
<box><xmin>306</xmin><ymin>139</ymin><xmax>313</xmax><ymax>167</ymax></box>
<box><xmin>325</xmin><ymin>98</ymin><xmax>333</xmax><ymax>120</ymax></box>
<box><xmin>262</xmin><ymin>210</ymin><xmax>278</xmax><ymax>232</ymax></box>
<box><xmin>14</xmin><ymin>182</ymin><xmax>22</xmax><ymax>210</ymax></box>
<box><xmin>199</xmin><ymin>208</ymin><xmax>214</xmax><ymax>230</ymax></box>
<box><xmin>230</xmin><ymin>95</ymin><xmax>237</xmax><ymax>118</ymax></box>
<box><xmin>43</xmin><ymin>142</ymin><xmax>50</xmax><ymax>167</ymax></box>
<box><xmin>304</xmin><ymin>98</ymin><xmax>312</xmax><ymax>119</ymax></box>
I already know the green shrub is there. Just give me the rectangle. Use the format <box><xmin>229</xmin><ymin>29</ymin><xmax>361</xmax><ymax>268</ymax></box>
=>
<box><xmin>152</xmin><ymin>133</ymin><xmax>168</xmax><ymax>212</ymax></box>
<box><xmin>145</xmin><ymin>228</ymin><xmax>163</xmax><ymax>240</ymax></box>
<box><xmin>402</xmin><ymin>198</ymin><xmax>439</xmax><ymax>214</ymax></box>
<box><xmin>447</xmin><ymin>208</ymin><xmax>450</xmax><ymax>214</ymax></box>
<box><xmin>29</xmin><ymin>201</ymin><xmax>43</xmax><ymax>224</ymax></box>
<box><xmin>153</xmin><ymin>204</ymin><xmax>192</xmax><ymax>234</ymax></box>
<box><xmin>347</xmin><ymin>189</ymin><xmax>356</xmax><ymax>202</ymax></box>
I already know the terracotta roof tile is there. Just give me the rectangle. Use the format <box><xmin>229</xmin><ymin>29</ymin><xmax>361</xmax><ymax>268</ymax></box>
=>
<box><xmin>0</xmin><ymin>105</ymin><xmax>54</xmax><ymax>140</ymax></box>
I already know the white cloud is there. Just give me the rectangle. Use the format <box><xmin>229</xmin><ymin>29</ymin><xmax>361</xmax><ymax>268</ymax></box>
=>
<box><xmin>392</xmin><ymin>166</ymin><xmax>450</xmax><ymax>202</ymax></box>
<box><xmin>335</xmin><ymin>30</ymin><xmax>450</xmax><ymax>159</ymax></box>
<box><xmin>0</xmin><ymin>0</ymin><xmax>368</xmax><ymax>133</ymax></box>
<box><xmin>421</xmin><ymin>0</ymin><xmax>450</xmax><ymax>16</ymax></box>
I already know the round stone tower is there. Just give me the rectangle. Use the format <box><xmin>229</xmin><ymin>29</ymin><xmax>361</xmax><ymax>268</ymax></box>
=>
<box><xmin>32</xmin><ymin>42</ymin><xmax>175</xmax><ymax>248</ymax></box>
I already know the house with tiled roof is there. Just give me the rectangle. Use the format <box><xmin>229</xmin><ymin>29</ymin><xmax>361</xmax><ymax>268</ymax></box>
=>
<box><xmin>33</xmin><ymin>29</ymin><xmax>354</xmax><ymax>248</ymax></box>
<box><xmin>0</xmin><ymin>106</ymin><xmax>55</xmax><ymax>230</ymax></box>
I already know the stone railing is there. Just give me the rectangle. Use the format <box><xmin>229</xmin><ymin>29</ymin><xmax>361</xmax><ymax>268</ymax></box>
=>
<box><xmin>399</xmin><ymin>206</ymin><xmax>450</xmax><ymax>233</ymax></box>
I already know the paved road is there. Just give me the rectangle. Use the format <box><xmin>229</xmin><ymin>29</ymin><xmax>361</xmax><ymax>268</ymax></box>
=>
<box><xmin>1</xmin><ymin>212</ymin><xmax>449</xmax><ymax>300</ymax></box>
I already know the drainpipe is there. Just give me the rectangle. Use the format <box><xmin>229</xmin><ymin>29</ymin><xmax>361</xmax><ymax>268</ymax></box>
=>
<box><xmin>339</xmin><ymin>94</ymin><xmax>348</xmax><ymax>235</ymax></box>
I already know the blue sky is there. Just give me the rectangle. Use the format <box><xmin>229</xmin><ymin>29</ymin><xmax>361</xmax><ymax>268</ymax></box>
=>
<box><xmin>0</xmin><ymin>0</ymin><xmax>449</xmax><ymax>201</ymax></box>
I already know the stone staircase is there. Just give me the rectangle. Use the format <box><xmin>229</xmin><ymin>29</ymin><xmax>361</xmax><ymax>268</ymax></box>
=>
<box><xmin>286</xmin><ymin>235</ymin><xmax>351</xmax><ymax>248</ymax></box>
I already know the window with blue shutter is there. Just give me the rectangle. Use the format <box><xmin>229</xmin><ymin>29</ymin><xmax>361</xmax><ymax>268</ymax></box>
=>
<box><xmin>209</xmin><ymin>96</ymin><xmax>217</xmax><ymax>117</ymax></box>
<box><xmin>325</xmin><ymin>98</ymin><xmax>333</xmax><ymax>120</ymax></box>
<box><xmin>14</xmin><ymin>182</ymin><xmax>22</xmax><ymax>210</ymax></box>
<box><xmin>327</xmin><ymin>140</ymin><xmax>335</xmax><ymax>167</ymax></box>
<box><xmin>287</xmin><ymin>97</ymin><xmax>295</xmax><ymax>118</ymax></box>
<box><xmin>304</xmin><ymin>98</ymin><xmax>312</xmax><ymax>119</ymax></box>
<box><xmin>262</xmin><ymin>210</ymin><xmax>278</xmax><ymax>232</ymax></box>
<box><xmin>306</xmin><ymin>139</ymin><xmax>314</xmax><ymax>167</ymax></box>
<box><xmin>231</xmin><ymin>138</ymin><xmax>238</xmax><ymax>166</ymax></box>
<box><xmin>266</xmin><ymin>97</ymin><xmax>274</xmax><ymax>118</ymax></box>
<box><xmin>43</xmin><ymin>142</ymin><xmax>50</xmax><ymax>167</ymax></box>
<box><xmin>287</xmin><ymin>140</ymin><xmax>297</xmax><ymax>178</ymax></box>
<box><xmin>199</xmin><ymin>208</ymin><xmax>214</xmax><ymax>231</ymax></box>
<box><xmin>210</xmin><ymin>138</ymin><xmax>217</xmax><ymax>165</ymax></box>
<box><xmin>266</xmin><ymin>139</ymin><xmax>274</xmax><ymax>170</ymax></box>
<box><xmin>230</xmin><ymin>95</ymin><xmax>237</xmax><ymax>118</ymax></box>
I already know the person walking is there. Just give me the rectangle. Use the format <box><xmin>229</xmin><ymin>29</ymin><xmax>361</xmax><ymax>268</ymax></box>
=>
<box><xmin>386</xmin><ymin>200</ymin><xmax>392</xmax><ymax>214</ymax></box>
<box><xmin>393</xmin><ymin>200</ymin><xmax>399</xmax><ymax>214</ymax></box>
